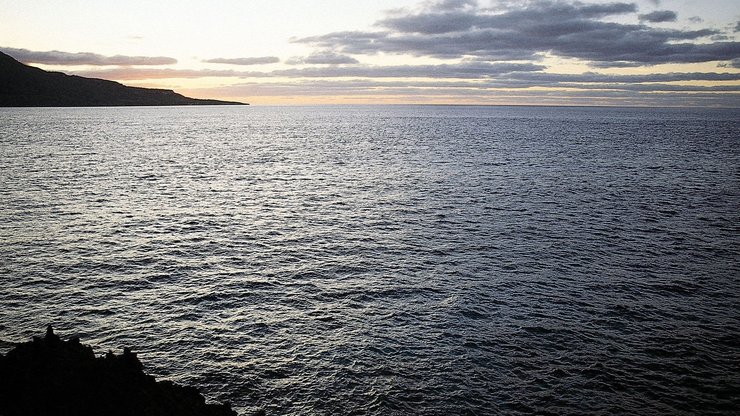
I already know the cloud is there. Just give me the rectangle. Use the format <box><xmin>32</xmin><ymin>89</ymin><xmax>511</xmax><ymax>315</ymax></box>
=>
<box><xmin>184</xmin><ymin>78</ymin><xmax>740</xmax><ymax>107</ymax></box>
<box><xmin>267</xmin><ymin>61</ymin><xmax>545</xmax><ymax>78</ymax></box>
<box><xmin>507</xmin><ymin>71</ymin><xmax>740</xmax><ymax>83</ymax></box>
<box><xmin>71</xmin><ymin>61</ymin><xmax>545</xmax><ymax>80</ymax></box>
<box><xmin>376</xmin><ymin>2</ymin><xmax>637</xmax><ymax>35</ymax></box>
<box><xmin>377</xmin><ymin>11</ymin><xmax>476</xmax><ymax>34</ymax></box>
<box><xmin>638</xmin><ymin>10</ymin><xmax>677</xmax><ymax>23</ymax></box>
<box><xmin>203</xmin><ymin>56</ymin><xmax>279</xmax><ymax>65</ymax></box>
<box><xmin>215</xmin><ymin>78</ymin><xmax>740</xmax><ymax>95</ymax></box>
<box><xmin>188</xmin><ymin>79</ymin><xmax>671</xmax><ymax>93</ymax></box>
<box><xmin>285</xmin><ymin>51</ymin><xmax>359</xmax><ymax>65</ymax></box>
<box><xmin>70</xmin><ymin>68</ymin><xmax>244</xmax><ymax>80</ymax></box>
<box><xmin>2</xmin><ymin>47</ymin><xmax>176</xmax><ymax>66</ymax></box>
<box><xmin>71</xmin><ymin>63</ymin><xmax>740</xmax><ymax>94</ymax></box>
<box><xmin>65</xmin><ymin>59</ymin><xmax>730</xmax><ymax>106</ymax></box>
<box><xmin>718</xmin><ymin>58</ymin><xmax>740</xmax><ymax>69</ymax></box>
<box><xmin>296</xmin><ymin>1</ymin><xmax>738</xmax><ymax>66</ymax></box>
<box><xmin>431</xmin><ymin>0</ymin><xmax>477</xmax><ymax>11</ymax></box>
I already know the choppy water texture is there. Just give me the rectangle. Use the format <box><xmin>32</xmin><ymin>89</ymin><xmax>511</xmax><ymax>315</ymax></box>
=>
<box><xmin>1</xmin><ymin>105</ymin><xmax>739</xmax><ymax>415</ymax></box>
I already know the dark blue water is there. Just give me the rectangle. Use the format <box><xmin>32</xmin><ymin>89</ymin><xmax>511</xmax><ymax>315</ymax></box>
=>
<box><xmin>1</xmin><ymin>105</ymin><xmax>739</xmax><ymax>415</ymax></box>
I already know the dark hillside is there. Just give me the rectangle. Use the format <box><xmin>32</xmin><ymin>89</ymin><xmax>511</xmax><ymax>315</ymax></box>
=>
<box><xmin>0</xmin><ymin>51</ymin><xmax>245</xmax><ymax>106</ymax></box>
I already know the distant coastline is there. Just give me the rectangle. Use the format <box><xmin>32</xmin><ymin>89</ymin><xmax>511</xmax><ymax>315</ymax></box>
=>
<box><xmin>0</xmin><ymin>51</ymin><xmax>246</xmax><ymax>107</ymax></box>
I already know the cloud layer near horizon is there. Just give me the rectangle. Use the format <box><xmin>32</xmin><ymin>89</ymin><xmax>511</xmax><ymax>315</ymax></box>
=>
<box><xmin>203</xmin><ymin>56</ymin><xmax>280</xmax><ymax>65</ymax></box>
<box><xmin>2</xmin><ymin>47</ymin><xmax>176</xmax><ymax>66</ymax></box>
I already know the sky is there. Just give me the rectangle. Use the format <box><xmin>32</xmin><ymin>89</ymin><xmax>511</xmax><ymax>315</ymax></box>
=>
<box><xmin>1</xmin><ymin>0</ymin><xmax>739</xmax><ymax>106</ymax></box>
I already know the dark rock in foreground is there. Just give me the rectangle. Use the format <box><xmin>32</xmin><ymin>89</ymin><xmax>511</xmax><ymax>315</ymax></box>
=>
<box><xmin>0</xmin><ymin>51</ymin><xmax>246</xmax><ymax>106</ymax></box>
<box><xmin>0</xmin><ymin>326</ymin><xmax>238</xmax><ymax>416</ymax></box>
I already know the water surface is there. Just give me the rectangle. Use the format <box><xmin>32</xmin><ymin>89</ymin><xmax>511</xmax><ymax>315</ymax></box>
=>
<box><xmin>1</xmin><ymin>105</ymin><xmax>739</xmax><ymax>414</ymax></box>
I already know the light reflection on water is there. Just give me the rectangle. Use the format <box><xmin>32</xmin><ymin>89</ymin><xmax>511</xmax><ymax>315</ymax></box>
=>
<box><xmin>1</xmin><ymin>105</ymin><xmax>739</xmax><ymax>415</ymax></box>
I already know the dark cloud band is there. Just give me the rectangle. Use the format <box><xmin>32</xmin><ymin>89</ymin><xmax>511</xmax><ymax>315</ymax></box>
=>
<box><xmin>203</xmin><ymin>57</ymin><xmax>279</xmax><ymax>65</ymax></box>
<box><xmin>638</xmin><ymin>10</ymin><xmax>677</xmax><ymax>23</ymax></box>
<box><xmin>296</xmin><ymin>0</ymin><xmax>739</xmax><ymax>67</ymax></box>
<box><xmin>285</xmin><ymin>51</ymin><xmax>359</xmax><ymax>65</ymax></box>
<box><xmin>2</xmin><ymin>47</ymin><xmax>176</xmax><ymax>66</ymax></box>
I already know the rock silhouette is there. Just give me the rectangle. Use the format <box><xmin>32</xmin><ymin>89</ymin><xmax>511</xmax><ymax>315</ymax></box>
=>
<box><xmin>0</xmin><ymin>51</ymin><xmax>246</xmax><ymax>106</ymax></box>
<box><xmin>0</xmin><ymin>325</ymin><xmax>238</xmax><ymax>416</ymax></box>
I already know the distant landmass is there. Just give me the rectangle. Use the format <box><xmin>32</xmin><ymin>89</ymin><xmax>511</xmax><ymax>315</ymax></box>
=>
<box><xmin>0</xmin><ymin>51</ymin><xmax>246</xmax><ymax>106</ymax></box>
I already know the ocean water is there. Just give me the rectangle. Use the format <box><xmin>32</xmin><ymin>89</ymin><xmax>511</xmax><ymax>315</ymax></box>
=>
<box><xmin>1</xmin><ymin>105</ymin><xmax>739</xmax><ymax>415</ymax></box>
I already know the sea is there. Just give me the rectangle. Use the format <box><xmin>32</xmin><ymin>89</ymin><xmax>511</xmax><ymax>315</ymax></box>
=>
<box><xmin>1</xmin><ymin>105</ymin><xmax>738</xmax><ymax>415</ymax></box>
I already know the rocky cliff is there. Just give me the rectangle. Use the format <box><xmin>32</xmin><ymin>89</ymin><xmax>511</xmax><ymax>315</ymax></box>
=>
<box><xmin>0</xmin><ymin>326</ymin><xmax>240</xmax><ymax>416</ymax></box>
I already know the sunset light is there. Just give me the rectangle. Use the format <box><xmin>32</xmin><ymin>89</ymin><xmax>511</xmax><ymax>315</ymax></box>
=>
<box><xmin>2</xmin><ymin>0</ymin><xmax>738</xmax><ymax>105</ymax></box>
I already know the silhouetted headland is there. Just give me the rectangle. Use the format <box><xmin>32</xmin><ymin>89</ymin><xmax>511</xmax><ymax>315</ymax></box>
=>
<box><xmin>0</xmin><ymin>325</ymin><xmax>246</xmax><ymax>416</ymax></box>
<box><xmin>0</xmin><ymin>51</ymin><xmax>246</xmax><ymax>106</ymax></box>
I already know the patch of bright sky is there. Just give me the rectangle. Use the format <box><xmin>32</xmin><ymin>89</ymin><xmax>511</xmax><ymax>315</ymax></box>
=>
<box><xmin>0</xmin><ymin>0</ymin><xmax>417</xmax><ymax>64</ymax></box>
